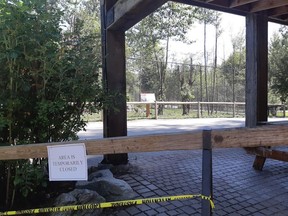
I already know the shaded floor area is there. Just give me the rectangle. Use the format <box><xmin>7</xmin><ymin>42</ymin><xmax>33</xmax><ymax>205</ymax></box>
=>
<box><xmin>81</xmin><ymin>118</ymin><xmax>288</xmax><ymax>215</ymax></box>
<box><xmin>87</xmin><ymin>148</ymin><xmax>288</xmax><ymax>216</ymax></box>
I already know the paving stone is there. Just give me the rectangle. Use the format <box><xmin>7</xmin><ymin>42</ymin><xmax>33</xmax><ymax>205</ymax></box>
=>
<box><xmin>135</xmin><ymin>212</ymin><xmax>147</xmax><ymax>216</ymax></box>
<box><xmin>144</xmin><ymin>209</ymin><xmax>158</xmax><ymax>215</ymax></box>
<box><xmin>100</xmin><ymin>148</ymin><xmax>288</xmax><ymax>216</ymax></box>
<box><xmin>126</xmin><ymin>206</ymin><xmax>141</xmax><ymax>215</ymax></box>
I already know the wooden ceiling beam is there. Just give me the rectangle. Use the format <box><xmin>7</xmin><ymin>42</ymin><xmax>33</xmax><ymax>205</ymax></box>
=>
<box><xmin>229</xmin><ymin>0</ymin><xmax>259</xmax><ymax>8</ymax></box>
<box><xmin>107</xmin><ymin>0</ymin><xmax>168</xmax><ymax>31</ymax></box>
<box><xmin>268</xmin><ymin>5</ymin><xmax>288</xmax><ymax>17</ymax></box>
<box><xmin>250</xmin><ymin>0</ymin><xmax>288</xmax><ymax>13</ymax></box>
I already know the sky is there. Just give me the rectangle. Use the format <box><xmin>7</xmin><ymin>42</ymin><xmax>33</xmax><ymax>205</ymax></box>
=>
<box><xmin>168</xmin><ymin>12</ymin><xmax>282</xmax><ymax>65</ymax></box>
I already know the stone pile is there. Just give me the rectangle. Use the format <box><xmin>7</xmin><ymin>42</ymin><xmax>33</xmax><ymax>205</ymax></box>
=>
<box><xmin>51</xmin><ymin>168</ymin><xmax>136</xmax><ymax>216</ymax></box>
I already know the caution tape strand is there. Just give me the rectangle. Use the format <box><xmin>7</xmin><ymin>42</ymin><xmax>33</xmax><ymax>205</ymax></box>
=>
<box><xmin>0</xmin><ymin>194</ymin><xmax>214</xmax><ymax>215</ymax></box>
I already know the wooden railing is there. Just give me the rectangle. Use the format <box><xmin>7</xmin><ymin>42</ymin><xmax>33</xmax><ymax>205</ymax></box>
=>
<box><xmin>127</xmin><ymin>101</ymin><xmax>286</xmax><ymax>119</ymax></box>
<box><xmin>1</xmin><ymin>124</ymin><xmax>288</xmax><ymax>215</ymax></box>
<box><xmin>128</xmin><ymin>101</ymin><xmax>245</xmax><ymax>119</ymax></box>
<box><xmin>1</xmin><ymin>124</ymin><xmax>288</xmax><ymax>160</ymax></box>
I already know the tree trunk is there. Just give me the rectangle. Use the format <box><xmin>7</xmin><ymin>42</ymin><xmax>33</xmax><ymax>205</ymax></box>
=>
<box><xmin>200</xmin><ymin>65</ymin><xmax>203</xmax><ymax>116</ymax></box>
<box><xmin>204</xmin><ymin>20</ymin><xmax>210</xmax><ymax>115</ymax></box>
<box><xmin>211</xmin><ymin>25</ymin><xmax>218</xmax><ymax>114</ymax></box>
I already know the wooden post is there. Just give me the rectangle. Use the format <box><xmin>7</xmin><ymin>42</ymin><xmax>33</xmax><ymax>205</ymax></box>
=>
<box><xmin>146</xmin><ymin>104</ymin><xmax>150</xmax><ymax>118</ymax></box>
<box><xmin>246</xmin><ymin>13</ymin><xmax>268</xmax><ymax>170</ymax></box>
<box><xmin>202</xmin><ymin>130</ymin><xmax>213</xmax><ymax>216</ymax></box>
<box><xmin>101</xmin><ymin>0</ymin><xmax>128</xmax><ymax>165</ymax></box>
<box><xmin>198</xmin><ymin>101</ymin><xmax>201</xmax><ymax>118</ymax></box>
<box><xmin>233</xmin><ymin>101</ymin><xmax>236</xmax><ymax>118</ymax></box>
<box><xmin>246</xmin><ymin>13</ymin><xmax>268</xmax><ymax>127</ymax></box>
<box><xmin>155</xmin><ymin>101</ymin><xmax>158</xmax><ymax>120</ymax></box>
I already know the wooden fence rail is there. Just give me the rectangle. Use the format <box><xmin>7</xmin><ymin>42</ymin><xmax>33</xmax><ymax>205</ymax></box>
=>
<box><xmin>1</xmin><ymin>124</ymin><xmax>288</xmax><ymax>160</ymax></box>
<box><xmin>127</xmin><ymin>101</ymin><xmax>286</xmax><ymax>119</ymax></box>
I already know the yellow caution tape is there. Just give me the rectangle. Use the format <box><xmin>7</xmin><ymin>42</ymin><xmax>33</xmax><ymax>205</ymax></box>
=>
<box><xmin>0</xmin><ymin>194</ymin><xmax>214</xmax><ymax>215</ymax></box>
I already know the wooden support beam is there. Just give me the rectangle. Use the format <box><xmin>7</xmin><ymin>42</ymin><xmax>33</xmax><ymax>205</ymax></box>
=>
<box><xmin>245</xmin><ymin>14</ymin><xmax>268</xmax><ymax>127</ymax></box>
<box><xmin>268</xmin><ymin>5</ymin><xmax>288</xmax><ymax>17</ymax></box>
<box><xmin>250</xmin><ymin>0</ymin><xmax>288</xmax><ymax>13</ymax></box>
<box><xmin>246</xmin><ymin>13</ymin><xmax>268</xmax><ymax>169</ymax></box>
<box><xmin>230</xmin><ymin>0</ymin><xmax>259</xmax><ymax>8</ymax></box>
<box><xmin>101</xmin><ymin>0</ymin><xmax>129</xmax><ymax>164</ymax></box>
<box><xmin>2</xmin><ymin>125</ymin><xmax>288</xmax><ymax>160</ymax></box>
<box><xmin>202</xmin><ymin>130</ymin><xmax>213</xmax><ymax>216</ymax></box>
<box><xmin>253</xmin><ymin>155</ymin><xmax>266</xmax><ymax>170</ymax></box>
<box><xmin>0</xmin><ymin>132</ymin><xmax>203</xmax><ymax>160</ymax></box>
<box><xmin>103</xmin><ymin>30</ymin><xmax>127</xmax><ymax>138</ymax></box>
<box><xmin>107</xmin><ymin>0</ymin><xmax>168</xmax><ymax>31</ymax></box>
<box><xmin>245</xmin><ymin>147</ymin><xmax>288</xmax><ymax>162</ymax></box>
<box><xmin>211</xmin><ymin>125</ymin><xmax>288</xmax><ymax>148</ymax></box>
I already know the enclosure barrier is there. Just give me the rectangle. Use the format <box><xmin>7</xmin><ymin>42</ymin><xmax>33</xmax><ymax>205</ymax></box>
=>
<box><xmin>1</xmin><ymin>124</ymin><xmax>288</xmax><ymax>215</ymax></box>
<box><xmin>127</xmin><ymin>101</ymin><xmax>286</xmax><ymax>119</ymax></box>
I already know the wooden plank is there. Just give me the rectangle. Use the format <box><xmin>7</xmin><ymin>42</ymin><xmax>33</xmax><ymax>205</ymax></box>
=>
<box><xmin>0</xmin><ymin>132</ymin><xmax>203</xmax><ymax>160</ymax></box>
<box><xmin>2</xmin><ymin>125</ymin><xmax>288</xmax><ymax>160</ymax></box>
<box><xmin>108</xmin><ymin>0</ymin><xmax>168</xmax><ymax>31</ymax></box>
<box><xmin>250</xmin><ymin>0</ymin><xmax>288</xmax><ymax>13</ymax></box>
<box><xmin>211</xmin><ymin>125</ymin><xmax>288</xmax><ymax>148</ymax></box>
<box><xmin>268</xmin><ymin>5</ymin><xmax>288</xmax><ymax>17</ymax></box>
<box><xmin>230</xmin><ymin>0</ymin><xmax>259</xmax><ymax>8</ymax></box>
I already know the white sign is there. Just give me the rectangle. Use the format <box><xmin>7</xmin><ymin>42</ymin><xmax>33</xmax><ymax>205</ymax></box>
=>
<box><xmin>140</xmin><ymin>93</ymin><xmax>156</xmax><ymax>102</ymax></box>
<box><xmin>47</xmin><ymin>143</ymin><xmax>87</xmax><ymax>181</ymax></box>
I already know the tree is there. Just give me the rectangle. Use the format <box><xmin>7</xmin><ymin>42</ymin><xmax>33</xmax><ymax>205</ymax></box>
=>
<box><xmin>0</xmin><ymin>0</ymin><xmax>105</xmax><ymax>208</ymax></box>
<box><xmin>175</xmin><ymin>58</ymin><xmax>195</xmax><ymax>115</ymax></box>
<box><xmin>127</xmin><ymin>2</ymin><xmax>199</xmax><ymax>114</ymax></box>
<box><xmin>211</xmin><ymin>12</ymin><xmax>222</xmax><ymax>114</ymax></box>
<box><xmin>220</xmin><ymin>31</ymin><xmax>245</xmax><ymax>102</ymax></box>
<box><xmin>269</xmin><ymin>26</ymin><xmax>288</xmax><ymax>103</ymax></box>
<box><xmin>196</xmin><ymin>9</ymin><xmax>222</xmax><ymax>114</ymax></box>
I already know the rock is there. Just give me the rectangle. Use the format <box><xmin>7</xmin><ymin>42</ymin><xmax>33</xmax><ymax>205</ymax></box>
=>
<box><xmin>75</xmin><ymin>169</ymin><xmax>136</xmax><ymax>202</ymax></box>
<box><xmin>93</xmin><ymin>177</ymin><xmax>136</xmax><ymax>202</ymax></box>
<box><xmin>54</xmin><ymin>193</ymin><xmax>77</xmax><ymax>206</ymax></box>
<box><xmin>51</xmin><ymin>189</ymin><xmax>105</xmax><ymax>216</ymax></box>
<box><xmin>89</xmin><ymin>169</ymin><xmax>114</xmax><ymax>181</ymax></box>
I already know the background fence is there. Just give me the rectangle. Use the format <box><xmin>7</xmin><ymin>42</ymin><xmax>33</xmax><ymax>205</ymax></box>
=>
<box><xmin>127</xmin><ymin>101</ymin><xmax>286</xmax><ymax>120</ymax></box>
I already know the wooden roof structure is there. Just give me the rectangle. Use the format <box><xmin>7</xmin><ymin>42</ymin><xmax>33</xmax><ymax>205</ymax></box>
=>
<box><xmin>176</xmin><ymin>0</ymin><xmax>288</xmax><ymax>25</ymax></box>
<box><xmin>105</xmin><ymin>0</ymin><xmax>288</xmax><ymax>31</ymax></box>
<box><xmin>100</xmin><ymin>0</ymin><xmax>286</xmax><ymax>165</ymax></box>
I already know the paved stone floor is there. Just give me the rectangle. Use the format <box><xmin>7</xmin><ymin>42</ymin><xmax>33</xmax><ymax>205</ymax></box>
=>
<box><xmin>98</xmin><ymin>148</ymin><xmax>288</xmax><ymax>216</ymax></box>
<box><xmin>81</xmin><ymin>119</ymin><xmax>288</xmax><ymax>215</ymax></box>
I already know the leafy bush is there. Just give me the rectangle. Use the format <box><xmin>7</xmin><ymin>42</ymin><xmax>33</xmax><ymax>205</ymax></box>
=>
<box><xmin>0</xmin><ymin>0</ymin><xmax>105</xmax><ymax>208</ymax></box>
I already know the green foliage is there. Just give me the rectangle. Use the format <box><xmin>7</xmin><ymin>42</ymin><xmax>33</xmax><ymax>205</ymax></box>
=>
<box><xmin>269</xmin><ymin>27</ymin><xmax>288</xmax><ymax>103</ymax></box>
<box><xmin>220</xmin><ymin>31</ymin><xmax>245</xmax><ymax>102</ymax></box>
<box><xmin>14</xmin><ymin>160</ymin><xmax>47</xmax><ymax>198</ymax></box>
<box><xmin>0</xmin><ymin>0</ymin><xmax>104</xmax><ymax>208</ymax></box>
<box><xmin>126</xmin><ymin>2</ymin><xmax>199</xmax><ymax>103</ymax></box>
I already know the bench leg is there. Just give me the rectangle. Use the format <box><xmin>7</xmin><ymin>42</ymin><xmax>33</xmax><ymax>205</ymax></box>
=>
<box><xmin>253</xmin><ymin>156</ymin><xmax>266</xmax><ymax>171</ymax></box>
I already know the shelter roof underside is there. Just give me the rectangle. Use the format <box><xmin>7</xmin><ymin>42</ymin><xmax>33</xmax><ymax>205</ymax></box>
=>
<box><xmin>175</xmin><ymin>0</ymin><xmax>288</xmax><ymax>25</ymax></box>
<box><xmin>107</xmin><ymin>0</ymin><xmax>288</xmax><ymax>31</ymax></box>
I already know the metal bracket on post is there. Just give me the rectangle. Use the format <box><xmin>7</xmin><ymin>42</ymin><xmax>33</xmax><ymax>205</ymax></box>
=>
<box><xmin>202</xmin><ymin>130</ymin><xmax>213</xmax><ymax>216</ymax></box>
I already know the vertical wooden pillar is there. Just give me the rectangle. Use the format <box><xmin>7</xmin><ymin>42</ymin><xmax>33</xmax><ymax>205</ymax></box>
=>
<box><xmin>246</xmin><ymin>14</ymin><xmax>268</xmax><ymax>170</ymax></box>
<box><xmin>245</xmin><ymin>13</ymin><xmax>268</xmax><ymax>127</ymax></box>
<box><xmin>202</xmin><ymin>130</ymin><xmax>213</xmax><ymax>216</ymax></box>
<box><xmin>101</xmin><ymin>0</ymin><xmax>128</xmax><ymax>165</ymax></box>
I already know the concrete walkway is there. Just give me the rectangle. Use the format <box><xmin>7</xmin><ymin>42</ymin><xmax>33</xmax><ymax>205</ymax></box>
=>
<box><xmin>78</xmin><ymin>118</ymin><xmax>288</xmax><ymax>216</ymax></box>
<box><xmin>78</xmin><ymin>118</ymin><xmax>246</xmax><ymax>140</ymax></box>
